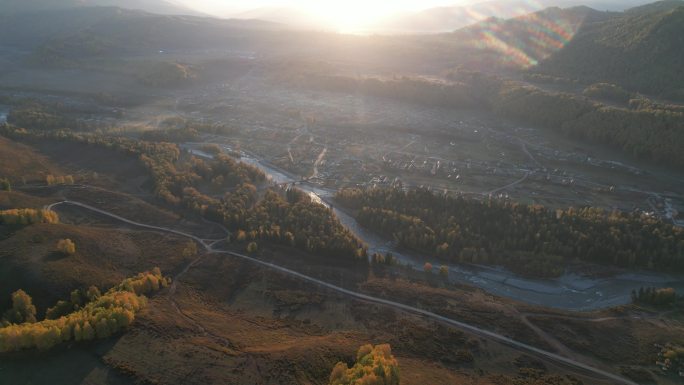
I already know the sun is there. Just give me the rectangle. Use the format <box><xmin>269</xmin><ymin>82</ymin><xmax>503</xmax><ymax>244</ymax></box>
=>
<box><xmin>301</xmin><ymin>0</ymin><xmax>398</xmax><ymax>32</ymax></box>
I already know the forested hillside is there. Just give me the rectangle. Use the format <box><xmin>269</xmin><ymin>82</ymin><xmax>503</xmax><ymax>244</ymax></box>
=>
<box><xmin>534</xmin><ymin>0</ymin><xmax>684</xmax><ymax>98</ymax></box>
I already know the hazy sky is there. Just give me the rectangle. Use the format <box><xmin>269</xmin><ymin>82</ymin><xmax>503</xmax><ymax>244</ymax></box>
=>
<box><xmin>177</xmin><ymin>0</ymin><xmax>474</xmax><ymax>30</ymax></box>
<box><xmin>179</xmin><ymin>0</ymin><xmax>471</xmax><ymax>14</ymax></box>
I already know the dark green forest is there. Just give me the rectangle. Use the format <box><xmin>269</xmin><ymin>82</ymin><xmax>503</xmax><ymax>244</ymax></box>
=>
<box><xmin>534</xmin><ymin>1</ymin><xmax>684</xmax><ymax>99</ymax></box>
<box><xmin>335</xmin><ymin>187</ymin><xmax>684</xmax><ymax>277</ymax></box>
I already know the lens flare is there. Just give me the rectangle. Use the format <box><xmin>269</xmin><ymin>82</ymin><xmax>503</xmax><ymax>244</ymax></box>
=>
<box><xmin>465</xmin><ymin>3</ymin><xmax>585</xmax><ymax>69</ymax></box>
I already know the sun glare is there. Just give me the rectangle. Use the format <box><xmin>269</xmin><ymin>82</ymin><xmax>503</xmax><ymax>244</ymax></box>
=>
<box><xmin>187</xmin><ymin>0</ymin><xmax>473</xmax><ymax>33</ymax></box>
<box><xmin>300</xmin><ymin>0</ymin><xmax>399</xmax><ymax>32</ymax></box>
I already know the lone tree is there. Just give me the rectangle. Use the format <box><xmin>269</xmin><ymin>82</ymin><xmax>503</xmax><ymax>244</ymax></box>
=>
<box><xmin>439</xmin><ymin>265</ymin><xmax>449</xmax><ymax>278</ymax></box>
<box><xmin>2</xmin><ymin>289</ymin><xmax>37</xmax><ymax>325</ymax></box>
<box><xmin>56</xmin><ymin>239</ymin><xmax>76</xmax><ymax>255</ymax></box>
<box><xmin>86</xmin><ymin>286</ymin><xmax>101</xmax><ymax>302</ymax></box>
<box><xmin>0</xmin><ymin>178</ymin><xmax>10</xmax><ymax>191</ymax></box>
<box><xmin>182</xmin><ymin>241</ymin><xmax>198</xmax><ymax>258</ymax></box>
<box><xmin>246</xmin><ymin>242</ymin><xmax>258</xmax><ymax>254</ymax></box>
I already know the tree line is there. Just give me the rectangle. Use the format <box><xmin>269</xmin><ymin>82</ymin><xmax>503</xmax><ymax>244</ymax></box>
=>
<box><xmin>7</xmin><ymin>102</ymin><xmax>90</xmax><ymax>131</ymax></box>
<box><xmin>631</xmin><ymin>287</ymin><xmax>678</xmax><ymax>307</ymax></box>
<box><xmin>335</xmin><ymin>187</ymin><xmax>684</xmax><ymax>277</ymax></box>
<box><xmin>0</xmin><ymin>208</ymin><xmax>60</xmax><ymax>226</ymax></box>
<box><xmin>0</xmin><ymin>269</ymin><xmax>169</xmax><ymax>352</ymax></box>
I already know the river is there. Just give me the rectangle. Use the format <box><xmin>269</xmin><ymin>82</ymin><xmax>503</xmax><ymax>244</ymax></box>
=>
<box><xmin>183</xmin><ymin>142</ymin><xmax>684</xmax><ymax>311</ymax></box>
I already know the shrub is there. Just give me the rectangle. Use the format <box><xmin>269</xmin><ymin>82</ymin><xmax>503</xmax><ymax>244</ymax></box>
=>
<box><xmin>1</xmin><ymin>290</ymin><xmax>37</xmax><ymax>325</ymax></box>
<box><xmin>0</xmin><ymin>178</ymin><xmax>10</xmax><ymax>191</ymax></box>
<box><xmin>182</xmin><ymin>241</ymin><xmax>198</xmax><ymax>257</ymax></box>
<box><xmin>56</xmin><ymin>239</ymin><xmax>76</xmax><ymax>255</ymax></box>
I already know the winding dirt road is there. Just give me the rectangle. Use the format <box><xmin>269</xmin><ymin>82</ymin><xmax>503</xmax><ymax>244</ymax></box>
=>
<box><xmin>46</xmin><ymin>200</ymin><xmax>638</xmax><ymax>385</ymax></box>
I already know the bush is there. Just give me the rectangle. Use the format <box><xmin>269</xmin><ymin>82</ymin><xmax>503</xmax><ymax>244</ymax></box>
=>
<box><xmin>56</xmin><ymin>239</ymin><xmax>76</xmax><ymax>255</ymax></box>
<box><xmin>0</xmin><ymin>178</ymin><xmax>10</xmax><ymax>192</ymax></box>
<box><xmin>1</xmin><ymin>290</ymin><xmax>37</xmax><ymax>326</ymax></box>
<box><xmin>182</xmin><ymin>241</ymin><xmax>198</xmax><ymax>257</ymax></box>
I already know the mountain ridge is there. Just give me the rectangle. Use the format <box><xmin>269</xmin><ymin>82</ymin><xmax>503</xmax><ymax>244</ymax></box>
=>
<box><xmin>0</xmin><ymin>0</ymin><xmax>201</xmax><ymax>16</ymax></box>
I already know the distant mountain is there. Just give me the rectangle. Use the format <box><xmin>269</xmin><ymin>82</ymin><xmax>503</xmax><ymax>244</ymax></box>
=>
<box><xmin>534</xmin><ymin>0</ymin><xmax>684</xmax><ymax>98</ymax></box>
<box><xmin>447</xmin><ymin>5</ymin><xmax>612</xmax><ymax>70</ymax></box>
<box><xmin>0</xmin><ymin>0</ymin><xmax>200</xmax><ymax>16</ymax></box>
<box><xmin>375</xmin><ymin>0</ymin><xmax>655</xmax><ymax>33</ymax></box>
<box><xmin>0</xmin><ymin>6</ymin><xmax>283</xmax><ymax>56</ymax></box>
<box><xmin>440</xmin><ymin>0</ymin><xmax>684</xmax><ymax>98</ymax></box>
<box><xmin>235</xmin><ymin>7</ymin><xmax>329</xmax><ymax>31</ymax></box>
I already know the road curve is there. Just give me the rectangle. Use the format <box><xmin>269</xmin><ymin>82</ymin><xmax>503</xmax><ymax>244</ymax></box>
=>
<box><xmin>46</xmin><ymin>200</ymin><xmax>208</xmax><ymax>247</ymax></box>
<box><xmin>46</xmin><ymin>200</ymin><xmax>638</xmax><ymax>385</ymax></box>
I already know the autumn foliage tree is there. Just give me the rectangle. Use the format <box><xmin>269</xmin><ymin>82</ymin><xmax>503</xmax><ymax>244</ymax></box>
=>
<box><xmin>0</xmin><ymin>208</ymin><xmax>59</xmax><ymax>225</ymax></box>
<box><xmin>56</xmin><ymin>239</ymin><xmax>76</xmax><ymax>255</ymax></box>
<box><xmin>329</xmin><ymin>344</ymin><xmax>400</xmax><ymax>385</ymax></box>
<box><xmin>0</xmin><ymin>269</ymin><xmax>169</xmax><ymax>353</ymax></box>
<box><xmin>1</xmin><ymin>290</ymin><xmax>37</xmax><ymax>326</ymax></box>
<box><xmin>439</xmin><ymin>265</ymin><xmax>449</xmax><ymax>278</ymax></box>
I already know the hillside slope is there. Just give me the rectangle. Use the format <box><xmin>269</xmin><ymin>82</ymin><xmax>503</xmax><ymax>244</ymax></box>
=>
<box><xmin>454</xmin><ymin>6</ymin><xmax>612</xmax><ymax>69</ymax></box>
<box><xmin>376</xmin><ymin>0</ymin><xmax>645</xmax><ymax>33</ymax></box>
<box><xmin>534</xmin><ymin>0</ymin><xmax>684</xmax><ymax>98</ymax></box>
